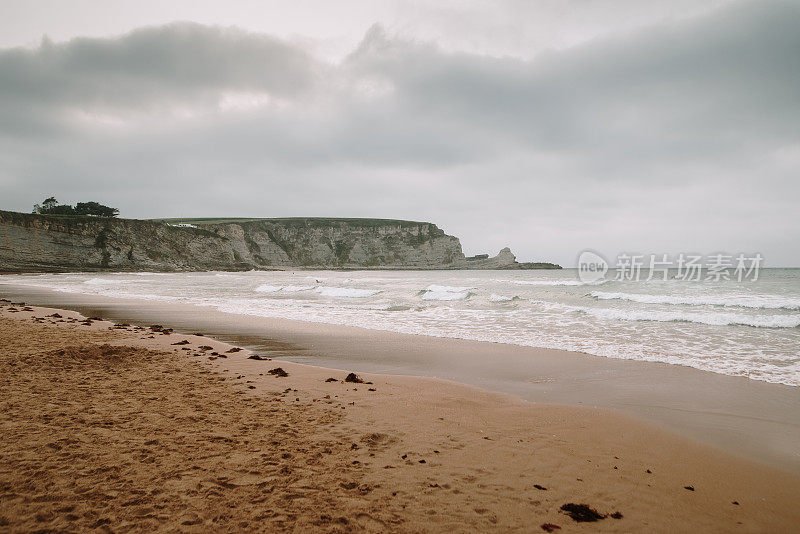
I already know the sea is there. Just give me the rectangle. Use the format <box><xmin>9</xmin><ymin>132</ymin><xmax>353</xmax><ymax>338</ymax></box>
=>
<box><xmin>3</xmin><ymin>268</ymin><xmax>799</xmax><ymax>386</ymax></box>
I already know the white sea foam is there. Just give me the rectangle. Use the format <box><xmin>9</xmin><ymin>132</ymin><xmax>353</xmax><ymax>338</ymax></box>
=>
<box><xmin>418</xmin><ymin>284</ymin><xmax>475</xmax><ymax>301</ymax></box>
<box><xmin>254</xmin><ymin>284</ymin><xmax>283</xmax><ymax>293</ymax></box>
<box><xmin>282</xmin><ymin>285</ymin><xmax>316</xmax><ymax>292</ymax></box>
<box><xmin>579</xmin><ymin>307</ymin><xmax>800</xmax><ymax>328</ymax></box>
<box><xmin>4</xmin><ymin>270</ymin><xmax>798</xmax><ymax>386</ymax></box>
<box><xmin>591</xmin><ymin>291</ymin><xmax>800</xmax><ymax>310</ymax></box>
<box><xmin>495</xmin><ymin>279</ymin><xmax>606</xmax><ymax>286</ymax></box>
<box><xmin>84</xmin><ymin>278</ymin><xmax>128</xmax><ymax>285</ymax></box>
<box><xmin>425</xmin><ymin>284</ymin><xmax>476</xmax><ymax>292</ymax></box>
<box><xmin>527</xmin><ymin>298</ymin><xmax>800</xmax><ymax>328</ymax></box>
<box><xmin>314</xmin><ymin>286</ymin><xmax>382</xmax><ymax>298</ymax></box>
<box><xmin>254</xmin><ymin>284</ymin><xmax>316</xmax><ymax>293</ymax></box>
<box><xmin>489</xmin><ymin>293</ymin><xmax>519</xmax><ymax>302</ymax></box>
<box><xmin>422</xmin><ymin>290</ymin><xmax>472</xmax><ymax>301</ymax></box>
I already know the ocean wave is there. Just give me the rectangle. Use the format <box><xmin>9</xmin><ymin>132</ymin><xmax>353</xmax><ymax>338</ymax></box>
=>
<box><xmin>254</xmin><ymin>284</ymin><xmax>316</xmax><ymax>293</ymax></box>
<box><xmin>418</xmin><ymin>284</ymin><xmax>475</xmax><ymax>301</ymax></box>
<box><xmin>495</xmin><ymin>279</ymin><xmax>606</xmax><ymax>286</ymax></box>
<box><xmin>322</xmin><ymin>303</ymin><xmax>409</xmax><ymax>311</ymax></box>
<box><xmin>254</xmin><ymin>284</ymin><xmax>283</xmax><ymax>293</ymax></box>
<box><xmin>4</xmin><ymin>273</ymin><xmax>798</xmax><ymax>386</ymax></box>
<box><xmin>489</xmin><ymin>293</ymin><xmax>521</xmax><ymax>302</ymax></box>
<box><xmin>422</xmin><ymin>290</ymin><xmax>473</xmax><ymax>301</ymax></box>
<box><xmin>579</xmin><ymin>307</ymin><xmax>800</xmax><ymax>328</ymax></box>
<box><xmin>83</xmin><ymin>278</ymin><xmax>130</xmax><ymax>285</ymax></box>
<box><xmin>526</xmin><ymin>298</ymin><xmax>800</xmax><ymax>328</ymax></box>
<box><xmin>591</xmin><ymin>291</ymin><xmax>800</xmax><ymax>310</ymax></box>
<box><xmin>283</xmin><ymin>285</ymin><xmax>316</xmax><ymax>292</ymax></box>
<box><xmin>425</xmin><ymin>284</ymin><xmax>476</xmax><ymax>292</ymax></box>
<box><xmin>314</xmin><ymin>286</ymin><xmax>382</xmax><ymax>298</ymax></box>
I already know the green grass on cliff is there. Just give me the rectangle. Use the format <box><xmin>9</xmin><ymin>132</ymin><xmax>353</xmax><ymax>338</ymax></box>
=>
<box><xmin>152</xmin><ymin>217</ymin><xmax>433</xmax><ymax>228</ymax></box>
<box><xmin>0</xmin><ymin>210</ymin><xmax>430</xmax><ymax>228</ymax></box>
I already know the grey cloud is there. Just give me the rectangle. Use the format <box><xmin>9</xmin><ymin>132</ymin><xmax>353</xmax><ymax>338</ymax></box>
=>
<box><xmin>0</xmin><ymin>22</ymin><xmax>321</xmax><ymax>136</ymax></box>
<box><xmin>345</xmin><ymin>2</ymin><xmax>800</xmax><ymax>176</ymax></box>
<box><xmin>1</xmin><ymin>1</ymin><xmax>799</xmax><ymax>266</ymax></box>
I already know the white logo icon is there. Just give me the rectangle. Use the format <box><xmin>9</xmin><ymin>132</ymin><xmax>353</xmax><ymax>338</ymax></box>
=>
<box><xmin>577</xmin><ymin>250</ymin><xmax>608</xmax><ymax>283</ymax></box>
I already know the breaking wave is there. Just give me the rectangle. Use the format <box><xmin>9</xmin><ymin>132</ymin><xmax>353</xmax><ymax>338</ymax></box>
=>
<box><xmin>577</xmin><ymin>306</ymin><xmax>800</xmax><ymax>328</ymax></box>
<box><xmin>425</xmin><ymin>284</ymin><xmax>476</xmax><ymax>292</ymax></box>
<box><xmin>254</xmin><ymin>284</ymin><xmax>315</xmax><ymax>293</ymax></box>
<box><xmin>591</xmin><ymin>291</ymin><xmax>800</xmax><ymax>310</ymax></box>
<box><xmin>495</xmin><ymin>279</ymin><xmax>607</xmax><ymax>286</ymax></box>
<box><xmin>489</xmin><ymin>293</ymin><xmax>521</xmax><ymax>302</ymax></box>
<box><xmin>84</xmin><ymin>278</ymin><xmax>129</xmax><ymax>285</ymax></box>
<box><xmin>420</xmin><ymin>284</ymin><xmax>475</xmax><ymax>301</ymax></box>
<box><xmin>314</xmin><ymin>286</ymin><xmax>382</xmax><ymax>298</ymax></box>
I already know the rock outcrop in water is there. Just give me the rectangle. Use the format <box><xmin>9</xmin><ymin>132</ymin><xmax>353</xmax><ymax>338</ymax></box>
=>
<box><xmin>465</xmin><ymin>247</ymin><xmax>561</xmax><ymax>270</ymax></box>
<box><xmin>0</xmin><ymin>210</ymin><xmax>560</xmax><ymax>272</ymax></box>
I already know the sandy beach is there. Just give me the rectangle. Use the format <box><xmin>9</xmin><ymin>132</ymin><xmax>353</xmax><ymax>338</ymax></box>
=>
<box><xmin>3</xmin><ymin>283</ymin><xmax>799</xmax><ymax>475</ymax></box>
<box><xmin>3</xmin><ymin>0</ymin><xmax>798</xmax><ymax>530</ymax></box>
<box><xmin>2</xmin><ymin>299</ymin><xmax>800</xmax><ymax>532</ymax></box>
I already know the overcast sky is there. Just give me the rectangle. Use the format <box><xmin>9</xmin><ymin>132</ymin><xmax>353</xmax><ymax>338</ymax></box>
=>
<box><xmin>1</xmin><ymin>0</ymin><xmax>798</xmax><ymax>266</ymax></box>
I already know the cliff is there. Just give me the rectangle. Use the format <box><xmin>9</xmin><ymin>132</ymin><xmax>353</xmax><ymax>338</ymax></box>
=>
<box><xmin>0</xmin><ymin>211</ymin><xmax>559</xmax><ymax>272</ymax></box>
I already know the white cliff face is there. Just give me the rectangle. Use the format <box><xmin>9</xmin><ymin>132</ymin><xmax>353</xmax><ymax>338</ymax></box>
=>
<box><xmin>207</xmin><ymin>220</ymin><xmax>465</xmax><ymax>268</ymax></box>
<box><xmin>0</xmin><ymin>211</ymin><xmax>560</xmax><ymax>272</ymax></box>
<box><xmin>0</xmin><ymin>212</ymin><xmax>465</xmax><ymax>271</ymax></box>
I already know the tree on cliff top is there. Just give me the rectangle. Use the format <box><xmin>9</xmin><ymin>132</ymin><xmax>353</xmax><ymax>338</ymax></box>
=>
<box><xmin>33</xmin><ymin>197</ymin><xmax>119</xmax><ymax>217</ymax></box>
<box><xmin>75</xmin><ymin>201</ymin><xmax>119</xmax><ymax>217</ymax></box>
<box><xmin>33</xmin><ymin>197</ymin><xmax>75</xmax><ymax>215</ymax></box>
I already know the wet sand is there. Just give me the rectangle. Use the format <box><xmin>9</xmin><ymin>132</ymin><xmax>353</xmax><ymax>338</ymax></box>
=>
<box><xmin>1</xmin><ymin>283</ymin><xmax>799</xmax><ymax>475</ymax></box>
<box><xmin>2</xmin><ymin>299</ymin><xmax>800</xmax><ymax>531</ymax></box>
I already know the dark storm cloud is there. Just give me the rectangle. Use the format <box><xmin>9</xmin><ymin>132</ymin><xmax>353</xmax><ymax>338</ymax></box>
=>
<box><xmin>0</xmin><ymin>22</ymin><xmax>321</xmax><ymax>134</ymax></box>
<box><xmin>0</xmin><ymin>1</ymin><xmax>798</xmax><ymax>265</ymax></box>
<box><xmin>345</xmin><ymin>2</ymin><xmax>800</xmax><ymax>176</ymax></box>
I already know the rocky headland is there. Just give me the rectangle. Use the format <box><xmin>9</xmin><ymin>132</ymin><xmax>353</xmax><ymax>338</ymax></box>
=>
<box><xmin>0</xmin><ymin>210</ymin><xmax>560</xmax><ymax>272</ymax></box>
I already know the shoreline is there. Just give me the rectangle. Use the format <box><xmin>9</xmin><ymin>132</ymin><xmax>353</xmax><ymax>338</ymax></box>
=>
<box><xmin>1</xmin><ymin>282</ymin><xmax>799</xmax><ymax>475</ymax></box>
<box><xmin>2</xmin><ymin>298</ymin><xmax>800</xmax><ymax>531</ymax></box>
<box><xmin>0</xmin><ymin>263</ymin><xmax>563</xmax><ymax>274</ymax></box>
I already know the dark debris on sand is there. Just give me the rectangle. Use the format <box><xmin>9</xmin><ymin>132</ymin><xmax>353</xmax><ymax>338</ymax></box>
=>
<box><xmin>268</xmin><ymin>367</ymin><xmax>289</xmax><ymax>377</ymax></box>
<box><xmin>247</xmin><ymin>354</ymin><xmax>270</xmax><ymax>361</ymax></box>
<box><xmin>559</xmin><ymin>503</ymin><xmax>607</xmax><ymax>522</ymax></box>
<box><xmin>540</xmin><ymin>523</ymin><xmax>561</xmax><ymax>532</ymax></box>
<box><xmin>344</xmin><ymin>373</ymin><xmax>364</xmax><ymax>383</ymax></box>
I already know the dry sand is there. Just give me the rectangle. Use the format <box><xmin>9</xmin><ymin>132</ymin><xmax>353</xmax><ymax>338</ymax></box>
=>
<box><xmin>1</xmin><ymin>300</ymin><xmax>799</xmax><ymax>532</ymax></box>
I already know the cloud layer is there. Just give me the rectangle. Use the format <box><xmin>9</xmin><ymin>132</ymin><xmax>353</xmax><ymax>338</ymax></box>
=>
<box><xmin>1</xmin><ymin>0</ymin><xmax>798</xmax><ymax>265</ymax></box>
